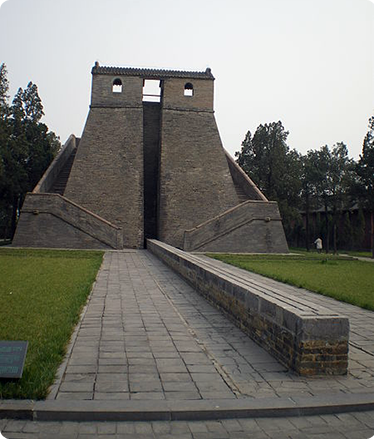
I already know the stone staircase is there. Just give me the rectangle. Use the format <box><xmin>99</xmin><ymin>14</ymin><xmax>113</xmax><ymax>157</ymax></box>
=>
<box><xmin>233</xmin><ymin>182</ymin><xmax>249</xmax><ymax>203</ymax></box>
<box><xmin>50</xmin><ymin>149</ymin><xmax>77</xmax><ymax>195</ymax></box>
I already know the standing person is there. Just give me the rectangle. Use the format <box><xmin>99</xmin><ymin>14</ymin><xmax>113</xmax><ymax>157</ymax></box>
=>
<box><xmin>314</xmin><ymin>237</ymin><xmax>323</xmax><ymax>253</ymax></box>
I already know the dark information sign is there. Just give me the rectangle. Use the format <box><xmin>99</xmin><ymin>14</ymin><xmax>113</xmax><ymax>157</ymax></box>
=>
<box><xmin>0</xmin><ymin>341</ymin><xmax>28</xmax><ymax>379</ymax></box>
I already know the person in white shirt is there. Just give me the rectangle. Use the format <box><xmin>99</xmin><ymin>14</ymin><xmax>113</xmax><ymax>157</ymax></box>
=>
<box><xmin>314</xmin><ymin>237</ymin><xmax>323</xmax><ymax>253</ymax></box>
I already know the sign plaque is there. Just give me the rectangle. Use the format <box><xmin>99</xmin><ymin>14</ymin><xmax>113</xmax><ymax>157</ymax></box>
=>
<box><xmin>0</xmin><ymin>341</ymin><xmax>28</xmax><ymax>379</ymax></box>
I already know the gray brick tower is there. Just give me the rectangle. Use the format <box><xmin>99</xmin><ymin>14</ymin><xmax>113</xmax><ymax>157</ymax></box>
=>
<box><xmin>13</xmin><ymin>63</ymin><xmax>288</xmax><ymax>253</ymax></box>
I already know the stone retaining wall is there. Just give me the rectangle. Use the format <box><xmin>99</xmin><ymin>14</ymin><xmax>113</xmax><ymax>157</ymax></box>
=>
<box><xmin>148</xmin><ymin>239</ymin><xmax>349</xmax><ymax>376</ymax></box>
<box><xmin>183</xmin><ymin>200</ymin><xmax>289</xmax><ymax>253</ymax></box>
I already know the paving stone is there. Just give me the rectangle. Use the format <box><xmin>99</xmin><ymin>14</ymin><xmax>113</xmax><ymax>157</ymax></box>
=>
<box><xmin>21</xmin><ymin>422</ymin><xmax>40</xmax><ymax>433</ymax></box>
<box><xmin>63</xmin><ymin>374</ymin><xmax>95</xmax><ymax>383</ymax></box>
<box><xmin>162</xmin><ymin>381</ymin><xmax>198</xmax><ymax>392</ymax></box>
<box><xmin>191</xmin><ymin>373</ymin><xmax>224</xmax><ymax>382</ymax></box>
<box><xmin>152</xmin><ymin>421</ymin><xmax>171</xmax><ymax>434</ymax></box>
<box><xmin>134</xmin><ymin>423</ymin><xmax>153</xmax><ymax>434</ymax></box>
<box><xmin>56</xmin><ymin>392</ymin><xmax>93</xmax><ymax>400</ymax></box>
<box><xmin>159</xmin><ymin>373</ymin><xmax>192</xmax><ymax>383</ymax></box>
<box><xmin>66</xmin><ymin>365</ymin><xmax>97</xmax><ymax>374</ymax></box>
<box><xmin>130</xmin><ymin>373</ymin><xmax>160</xmax><ymax>382</ymax></box>
<box><xmin>59</xmin><ymin>382</ymin><xmax>94</xmax><ymax>393</ymax></box>
<box><xmin>186</xmin><ymin>365</ymin><xmax>217</xmax><ymax>373</ymax></box>
<box><xmin>3</xmin><ymin>420</ymin><xmax>28</xmax><ymax>432</ymax></box>
<box><xmin>130</xmin><ymin>381</ymin><xmax>162</xmax><ymax>392</ymax></box>
<box><xmin>78</xmin><ymin>423</ymin><xmax>97</xmax><ymax>434</ymax></box>
<box><xmin>5</xmin><ymin>434</ymin><xmax>33</xmax><ymax>439</ymax></box>
<box><xmin>98</xmin><ymin>358</ymin><xmax>127</xmax><ymax>365</ymax></box>
<box><xmin>97</xmin><ymin>423</ymin><xmax>116</xmax><ymax>434</ymax></box>
<box><xmin>94</xmin><ymin>392</ymin><xmax>130</xmax><ymax>400</ymax></box>
<box><xmin>130</xmin><ymin>392</ymin><xmax>165</xmax><ymax>400</ymax></box>
<box><xmin>164</xmin><ymin>391</ymin><xmax>201</xmax><ymax>400</ymax></box>
<box><xmin>188</xmin><ymin>422</ymin><xmax>209</xmax><ymax>433</ymax></box>
<box><xmin>97</xmin><ymin>365</ymin><xmax>127</xmax><ymax>374</ymax></box>
<box><xmin>96</xmin><ymin>373</ymin><xmax>128</xmax><ymax>383</ymax></box>
<box><xmin>116</xmin><ymin>423</ymin><xmax>136</xmax><ymax>434</ymax></box>
<box><xmin>95</xmin><ymin>381</ymin><xmax>129</xmax><ymax>392</ymax></box>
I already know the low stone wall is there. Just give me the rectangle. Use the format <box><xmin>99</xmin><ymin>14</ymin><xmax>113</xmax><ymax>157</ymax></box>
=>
<box><xmin>183</xmin><ymin>200</ymin><xmax>289</xmax><ymax>253</ymax></box>
<box><xmin>12</xmin><ymin>193</ymin><xmax>123</xmax><ymax>249</ymax></box>
<box><xmin>33</xmin><ymin>135</ymin><xmax>78</xmax><ymax>194</ymax></box>
<box><xmin>148</xmin><ymin>240</ymin><xmax>349</xmax><ymax>376</ymax></box>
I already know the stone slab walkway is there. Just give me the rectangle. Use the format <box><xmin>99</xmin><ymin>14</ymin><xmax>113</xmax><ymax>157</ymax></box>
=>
<box><xmin>49</xmin><ymin>250</ymin><xmax>374</xmax><ymax>403</ymax></box>
<box><xmin>2</xmin><ymin>409</ymin><xmax>374</xmax><ymax>438</ymax></box>
<box><xmin>2</xmin><ymin>249</ymin><xmax>374</xmax><ymax>437</ymax></box>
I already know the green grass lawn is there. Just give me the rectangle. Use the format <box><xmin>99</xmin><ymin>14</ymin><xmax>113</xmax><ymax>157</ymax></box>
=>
<box><xmin>290</xmin><ymin>247</ymin><xmax>373</xmax><ymax>259</ymax></box>
<box><xmin>208</xmin><ymin>253</ymin><xmax>374</xmax><ymax>311</ymax></box>
<box><xmin>343</xmin><ymin>250</ymin><xmax>373</xmax><ymax>258</ymax></box>
<box><xmin>0</xmin><ymin>248</ymin><xmax>103</xmax><ymax>399</ymax></box>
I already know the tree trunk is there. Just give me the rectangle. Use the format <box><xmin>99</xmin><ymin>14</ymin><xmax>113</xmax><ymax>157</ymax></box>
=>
<box><xmin>371</xmin><ymin>211</ymin><xmax>374</xmax><ymax>259</ymax></box>
<box><xmin>10</xmin><ymin>196</ymin><xmax>19</xmax><ymax>240</ymax></box>
<box><xmin>333</xmin><ymin>208</ymin><xmax>337</xmax><ymax>255</ymax></box>
<box><xmin>324</xmin><ymin>199</ymin><xmax>329</xmax><ymax>253</ymax></box>
<box><xmin>333</xmin><ymin>222</ymin><xmax>337</xmax><ymax>254</ymax></box>
<box><xmin>305</xmin><ymin>192</ymin><xmax>310</xmax><ymax>252</ymax></box>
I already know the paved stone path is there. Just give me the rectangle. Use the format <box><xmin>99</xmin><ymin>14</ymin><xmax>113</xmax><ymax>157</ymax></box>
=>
<box><xmin>50</xmin><ymin>250</ymin><xmax>374</xmax><ymax>402</ymax></box>
<box><xmin>2</xmin><ymin>249</ymin><xmax>374</xmax><ymax>438</ymax></box>
<box><xmin>2</xmin><ymin>410</ymin><xmax>374</xmax><ymax>438</ymax></box>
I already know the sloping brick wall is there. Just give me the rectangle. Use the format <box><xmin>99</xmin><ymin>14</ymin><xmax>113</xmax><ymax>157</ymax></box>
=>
<box><xmin>158</xmin><ymin>109</ymin><xmax>240</xmax><ymax>248</ymax></box>
<box><xmin>64</xmin><ymin>107</ymin><xmax>144</xmax><ymax>249</ymax></box>
<box><xmin>12</xmin><ymin>193</ymin><xmax>122</xmax><ymax>249</ymax></box>
<box><xmin>184</xmin><ymin>200</ymin><xmax>289</xmax><ymax>253</ymax></box>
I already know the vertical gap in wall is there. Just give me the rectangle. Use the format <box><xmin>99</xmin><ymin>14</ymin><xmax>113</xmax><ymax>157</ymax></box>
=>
<box><xmin>143</xmin><ymin>95</ymin><xmax>162</xmax><ymax>247</ymax></box>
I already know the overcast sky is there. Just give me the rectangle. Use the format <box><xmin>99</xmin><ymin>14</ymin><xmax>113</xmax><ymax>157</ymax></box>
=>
<box><xmin>0</xmin><ymin>0</ymin><xmax>373</xmax><ymax>160</ymax></box>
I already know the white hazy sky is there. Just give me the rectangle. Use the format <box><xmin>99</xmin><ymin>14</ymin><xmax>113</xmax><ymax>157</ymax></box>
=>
<box><xmin>0</xmin><ymin>0</ymin><xmax>373</xmax><ymax>160</ymax></box>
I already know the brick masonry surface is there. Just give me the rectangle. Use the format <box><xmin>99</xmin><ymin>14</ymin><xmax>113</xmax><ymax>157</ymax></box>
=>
<box><xmin>12</xmin><ymin>194</ymin><xmax>122</xmax><ymax>249</ymax></box>
<box><xmin>158</xmin><ymin>110</ymin><xmax>240</xmax><ymax>248</ymax></box>
<box><xmin>148</xmin><ymin>241</ymin><xmax>349</xmax><ymax>376</ymax></box>
<box><xmin>64</xmin><ymin>107</ymin><xmax>144</xmax><ymax>249</ymax></box>
<box><xmin>183</xmin><ymin>200</ymin><xmax>289</xmax><ymax>253</ymax></box>
<box><xmin>13</xmin><ymin>65</ymin><xmax>289</xmax><ymax>252</ymax></box>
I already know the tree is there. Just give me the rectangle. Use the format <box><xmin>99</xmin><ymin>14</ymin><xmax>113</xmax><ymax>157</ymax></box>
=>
<box><xmin>0</xmin><ymin>63</ymin><xmax>9</xmax><ymax>117</ymax></box>
<box><xmin>326</xmin><ymin>143</ymin><xmax>355</xmax><ymax>253</ymax></box>
<box><xmin>300</xmin><ymin>150</ymin><xmax>321</xmax><ymax>251</ymax></box>
<box><xmin>304</xmin><ymin>143</ymin><xmax>354</xmax><ymax>253</ymax></box>
<box><xmin>356</xmin><ymin>116</ymin><xmax>374</xmax><ymax>258</ymax></box>
<box><xmin>0</xmin><ymin>66</ymin><xmax>60</xmax><ymax>238</ymax></box>
<box><xmin>340</xmin><ymin>211</ymin><xmax>353</xmax><ymax>250</ymax></box>
<box><xmin>0</xmin><ymin>63</ymin><xmax>11</xmax><ymax>238</ymax></box>
<box><xmin>354</xmin><ymin>207</ymin><xmax>365</xmax><ymax>250</ymax></box>
<box><xmin>235</xmin><ymin>121</ymin><xmax>302</xmax><ymax>243</ymax></box>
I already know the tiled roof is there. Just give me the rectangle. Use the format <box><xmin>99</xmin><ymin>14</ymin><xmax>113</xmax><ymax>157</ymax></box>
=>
<box><xmin>91</xmin><ymin>63</ymin><xmax>215</xmax><ymax>80</ymax></box>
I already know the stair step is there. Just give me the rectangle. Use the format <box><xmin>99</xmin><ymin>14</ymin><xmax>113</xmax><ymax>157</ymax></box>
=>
<box><xmin>233</xmin><ymin>183</ymin><xmax>249</xmax><ymax>203</ymax></box>
<box><xmin>50</xmin><ymin>150</ymin><xmax>77</xmax><ymax>195</ymax></box>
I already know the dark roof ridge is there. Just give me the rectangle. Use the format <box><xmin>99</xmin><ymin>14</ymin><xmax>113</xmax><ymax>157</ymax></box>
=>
<box><xmin>91</xmin><ymin>62</ymin><xmax>214</xmax><ymax>80</ymax></box>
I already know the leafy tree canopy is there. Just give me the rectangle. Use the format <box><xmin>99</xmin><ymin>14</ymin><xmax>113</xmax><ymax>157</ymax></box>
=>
<box><xmin>0</xmin><ymin>63</ymin><xmax>60</xmax><ymax>238</ymax></box>
<box><xmin>235</xmin><ymin>117</ymin><xmax>374</xmax><ymax>255</ymax></box>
